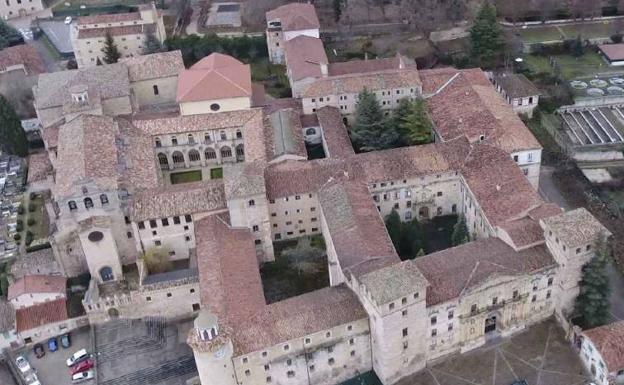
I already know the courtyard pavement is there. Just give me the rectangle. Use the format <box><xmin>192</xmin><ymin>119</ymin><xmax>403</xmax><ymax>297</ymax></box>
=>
<box><xmin>397</xmin><ymin>318</ymin><xmax>591</xmax><ymax>385</ymax></box>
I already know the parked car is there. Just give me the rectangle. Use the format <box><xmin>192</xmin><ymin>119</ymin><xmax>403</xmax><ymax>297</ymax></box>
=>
<box><xmin>70</xmin><ymin>358</ymin><xmax>94</xmax><ymax>375</ymax></box>
<box><xmin>33</xmin><ymin>343</ymin><xmax>45</xmax><ymax>358</ymax></box>
<box><xmin>66</xmin><ymin>348</ymin><xmax>89</xmax><ymax>366</ymax></box>
<box><xmin>72</xmin><ymin>370</ymin><xmax>94</xmax><ymax>383</ymax></box>
<box><xmin>48</xmin><ymin>337</ymin><xmax>58</xmax><ymax>352</ymax></box>
<box><xmin>25</xmin><ymin>372</ymin><xmax>40</xmax><ymax>385</ymax></box>
<box><xmin>15</xmin><ymin>355</ymin><xmax>30</xmax><ymax>373</ymax></box>
<box><xmin>64</xmin><ymin>16</ymin><xmax>73</xmax><ymax>24</ymax></box>
<box><xmin>61</xmin><ymin>333</ymin><xmax>71</xmax><ymax>348</ymax></box>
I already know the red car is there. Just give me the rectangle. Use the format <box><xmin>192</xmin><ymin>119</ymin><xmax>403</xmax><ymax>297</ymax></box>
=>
<box><xmin>69</xmin><ymin>358</ymin><xmax>94</xmax><ymax>375</ymax></box>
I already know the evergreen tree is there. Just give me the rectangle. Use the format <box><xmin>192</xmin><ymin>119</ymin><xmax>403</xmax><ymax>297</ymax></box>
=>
<box><xmin>332</xmin><ymin>0</ymin><xmax>344</xmax><ymax>22</ymax></box>
<box><xmin>0</xmin><ymin>19</ymin><xmax>18</xmax><ymax>49</ymax></box>
<box><xmin>469</xmin><ymin>2</ymin><xmax>504</xmax><ymax>68</ymax></box>
<box><xmin>574</xmin><ymin>234</ymin><xmax>611</xmax><ymax>328</ymax></box>
<box><xmin>388</xmin><ymin>98</ymin><xmax>413</xmax><ymax>146</ymax></box>
<box><xmin>143</xmin><ymin>33</ymin><xmax>163</xmax><ymax>55</ymax></box>
<box><xmin>384</xmin><ymin>209</ymin><xmax>403</xmax><ymax>253</ymax></box>
<box><xmin>351</xmin><ymin>89</ymin><xmax>398</xmax><ymax>151</ymax></box>
<box><xmin>101</xmin><ymin>31</ymin><xmax>121</xmax><ymax>64</ymax></box>
<box><xmin>0</xmin><ymin>95</ymin><xmax>28</xmax><ymax>157</ymax></box>
<box><xmin>570</xmin><ymin>35</ymin><xmax>585</xmax><ymax>57</ymax></box>
<box><xmin>404</xmin><ymin>218</ymin><xmax>426</xmax><ymax>257</ymax></box>
<box><xmin>398</xmin><ymin>98</ymin><xmax>433</xmax><ymax>145</ymax></box>
<box><xmin>451</xmin><ymin>214</ymin><xmax>469</xmax><ymax>246</ymax></box>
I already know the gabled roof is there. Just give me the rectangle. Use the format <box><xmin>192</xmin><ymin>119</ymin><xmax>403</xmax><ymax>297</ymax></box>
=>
<box><xmin>8</xmin><ymin>275</ymin><xmax>66</xmax><ymax>301</ymax></box>
<box><xmin>583</xmin><ymin>320</ymin><xmax>624</xmax><ymax>371</ymax></box>
<box><xmin>15</xmin><ymin>298</ymin><xmax>68</xmax><ymax>332</ymax></box>
<box><xmin>120</xmin><ymin>50</ymin><xmax>184</xmax><ymax>82</ymax></box>
<box><xmin>177</xmin><ymin>53</ymin><xmax>252</xmax><ymax>102</ymax></box>
<box><xmin>0</xmin><ymin>44</ymin><xmax>45</xmax><ymax>75</ymax></box>
<box><xmin>266</xmin><ymin>3</ymin><xmax>320</xmax><ymax>31</ymax></box>
<box><xmin>541</xmin><ymin>208</ymin><xmax>611</xmax><ymax>248</ymax></box>
<box><xmin>283</xmin><ymin>35</ymin><xmax>327</xmax><ymax>81</ymax></box>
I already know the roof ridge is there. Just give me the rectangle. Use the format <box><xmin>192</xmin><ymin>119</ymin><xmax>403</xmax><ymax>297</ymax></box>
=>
<box><xmin>214</xmin><ymin>67</ymin><xmax>251</xmax><ymax>95</ymax></box>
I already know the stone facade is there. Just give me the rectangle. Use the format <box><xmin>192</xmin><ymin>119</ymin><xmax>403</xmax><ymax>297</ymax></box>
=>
<box><xmin>0</xmin><ymin>0</ymin><xmax>44</xmax><ymax>19</ymax></box>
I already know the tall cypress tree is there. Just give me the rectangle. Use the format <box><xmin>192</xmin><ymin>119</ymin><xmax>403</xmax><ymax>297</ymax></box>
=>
<box><xmin>574</xmin><ymin>234</ymin><xmax>611</xmax><ymax>328</ymax></box>
<box><xmin>451</xmin><ymin>214</ymin><xmax>469</xmax><ymax>246</ymax></box>
<box><xmin>469</xmin><ymin>2</ymin><xmax>504</xmax><ymax>68</ymax></box>
<box><xmin>399</xmin><ymin>98</ymin><xmax>433</xmax><ymax>145</ymax></box>
<box><xmin>0</xmin><ymin>95</ymin><xmax>28</xmax><ymax>157</ymax></box>
<box><xmin>101</xmin><ymin>31</ymin><xmax>121</xmax><ymax>64</ymax></box>
<box><xmin>351</xmin><ymin>89</ymin><xmax>398</xmax><ymax>151</ymax></box>
<box><xmin>385</xmin><ymin>209</ymin><xmax>402</xmax><ymax>253</ymax></box>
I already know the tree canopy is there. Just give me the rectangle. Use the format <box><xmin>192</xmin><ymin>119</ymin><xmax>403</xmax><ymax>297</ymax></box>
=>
<box><xmin>0</xmin><ymin>19</ymin><xmax>19</xmax><ymax>50</ymax></box>
<box><xmin>396</xmin><ymin>98</ymin><xmax>434</xmax><ymax>145</ymax></box>
<box><xmin>143</xmin><ymin>33</ymin><xmax>163</xmax><ymax>55</ymax></box>
<box><xmin>574</xmin><ymin>234</ymin><xmax>611</xmax><ymax>329</ymax></box>
<box><xmin>142</xmin><ymin>247</ymin><xmax>173</xmax><ymax>274</ymax></box>
<box><xmin>101</xmin><ymin>32</ymin><xmax>121</xmax><ymax>64</ymax></box>
<box><xmin>469</xmin><ymin>2</ymin><xmax>505</xmax><ymax>68</ymax></box>
<box><xmin>384</xmin><ymin>209</ymin><xmax>427</xmax><ymax>259</ymax></box>
<box><xmin>351</xmin><ymin>89</ymin><xmax>399</xmax><ymax>152</ymax></box>
<box><xmin>165</xmin><ymin>33</ymin><xmax>267</xmax><ymax>67</ymax></box>
<box><xmin>0</xmin><ymin>95</ymin><xmax>28</xmax><ymax>157</ymax></box>
<box><xmin>451</xmin><ymin>214</ymin><xmax>469</xmax><ymax>246</ymax></box>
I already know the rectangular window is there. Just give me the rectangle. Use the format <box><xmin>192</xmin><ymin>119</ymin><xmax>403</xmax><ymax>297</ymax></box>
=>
<box><xmin>185</xmin><ymin>214</ymin><xmax>192</xmax><ymax>223</ymax></box>
<box><xmin>402</xmin><ymin>328</ymin><xmax>408</xmax><ymax>337</ymax></box>
<box><xmin>149</xmin><ymin>220</ymin><xmax>157</xmax><ymax>228</ymax></box>
<box><xmin>431</xmin><ymin>316</ymin><xmax>437</xmax><ymax>325</ymax></box>
<box><xmin>138</xmin><ymin>222</ymin><xmax>145</xmax><ymax>230</ymax></box>
<box><xmin>162</xmin><ymin>218</ymin><xmax>169</xmax><ymax>226</ymax></box>
<box><xmin>173</xmin><ymin>216</ymin><xmax>180</xmax><ymax>224</ymax></box>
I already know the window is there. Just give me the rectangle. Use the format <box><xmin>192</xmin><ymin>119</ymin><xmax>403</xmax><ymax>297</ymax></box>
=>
<box><xmin>253</xmin><ymin>225</ymin><xmax>259</xmax><ymax>232</ymax></box>
<box><xmin>513</xmin><ymin>155</ymin><xmax>519</xmax><ymax>162</ymax></box>
<box><xmin>431</xmin><ymin>316</ymin><xmax>437</xmax><ymax>325</ymax></box>
<box><xmin>414</xmin><ymin>292</ymin><xmax>419</xmax><ymax>299</ymax></box>
<box><xmin>286</xmin><ymin>359</ymin><xmax>292</xmax><ymax>365</ymax></box>
<box><xmin>171</xmin><ymin>136</ymin><xmax>178</xmax><ymax>146</ymax></box>
<box><xmin>403</xmin><ymin>341</ymin><xmax>408</xmax><ymax>350</ymax></box>
<box><xmin>127</xmin><ymin>231</ymin><xmax>133</xmax><ymax>239</ymax></box>
<box><xmin>220</xmin><ymin>131</ymin><xmax>227</xmax><ymax>140</ymax></box>
<box><xmin>153</xmin><ymin>85</ymin><xmax>159</xmax><ymax>95</ymax></box>
<box><xmin>402</xmin><ymin>328</ymin><xmax>408</xmax><ymax>337</ymax></box>
<box><xmin>138</xmin><ymin>221</ymin><xmax>145</xmax><ymax>230</ymax></box>
<box><xmin>305</xmin><ymin>338</ymin><xmax>310</xmax><ymax>344</ymax></box>
<box><xmin>68</xmin><ymin>201</ymin><xmax>77</xmax><ymax>211</ymax></box>
<box><xmin>326</xmin><ymin>331</ymin><xmax>331</xmax><ymax>338</ymax></box>
<box><xmin>84</xmin><ymin>197</ymin><xmax>94</xmax><ymax>209</ymax></box>
<box><xmin>546</xmin><ymin>290</ymin><xmax>551</xmax><ymax>299</ymax></box>
<box><xmin>283</xmin><ymin>344</ymin><xmax>289</xmax><ymax>351</ymax></box>
<box><xmin>532</xmin><ymin>295</ymin><xmax>537</xmax><ymax>303</ymax></box>
<box><xmin>155</xmin><ymin>240</ymin><xmax>161</xmax><ymax>246</ymax></box>
<box><xmin>287</xmin><ymin>371</ymin><xmax>295</xmax><ymax>378</ymax></box>
<box><xmin>448</xmin><ymin>310</ymin><xmax>454</xmax><ymax>319</ymax></box>
<box><xmin>264</xmin><ymin>364</ymin><xmax>270</xmax><ymax>371</ymax></box>
<box><xmin>389</xmin><ymin>303</ymin><xmax>395</xmax><ymax>310</ymax></box>
<box><xmin>513</xmin><ymin>290</ymin><xmax>519</xmax><ymax>299</ymax></box>
<box><xmin>210</xmin><ymin>103</ymin><xmax>220</xmax><ymax>111</ymax></box>
<box><xmin>448</xmin><ymin>323</ymin><xmax>453</xmax><ymax>331</ymax></box>
<box><xmin>437</xmin><ymin>191</ymin><xmax>443</xmax><ymax>197</ymax></box>
<box><xmin>328</xmin><ymin>358</ymin><xmax>335</xmax><ymax>365</ymax></box>
<box><xmin>471</xmin><ymin>304</ymin><xmax>477</xmax><ymax>313</ymax></box>
<box><xmin>266</xmin><ymin>376</ymin><xmax>272</xmax><ymax>383</ymax></box>
<box><xmin>547</xmin><ymin>277</ymin><xmax>553</xmax><ymax>286</ymax></box>
<box><xmin>492</xmin><ymin>297</ymin><xmax>498</xmax><ymax>306</ymax></box>
<box><xmin>189</xmin><ymin>149</ymin><xmax>200</xmax><ymax>161</ymax></box>
<box><xmin>248</xmin><ymin>199</ymin><xmax>255</xmax><ymax>206</ymax></box>
<box><xmin>236</xmin><ymin>130</ymin><xmax>242</xmax><ymax>139</ymax></box>
<box><xmin>221</xmin><ymin>146</ymin><xmax>232</xmax><ymax>158</ymax></box>
<box><xmin>349</xmin><ymin>338</ymin><xmax>354</xmax><ymax>345</ymax></box>
<box><xmin>185</xmin><ymin>215</ymin><xmax>192</xmax><ymax>223</ymax></box>
<box><xmin>205</xmin><ymin>148</ymin><xmax>216</xmax><ymax>159</ymax></box>
<box><xmin>150</xmin><ymin>220</ymin><xmax>157</xmax><ymax>228</ymax></box>
<box><xmin>431</xmin><ymin>329</ymin><xmax>437</xmax><ymax>337</ymax></box>
<box><xmin>173</xmin><ymin>216</ymin><xmax>180</xmax><ymax>224</ymax></box>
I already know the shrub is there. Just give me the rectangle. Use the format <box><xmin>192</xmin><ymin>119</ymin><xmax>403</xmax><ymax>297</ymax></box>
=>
<box><xmin>27</xmin><ymin>202</ymin><xmax>36</xmax><ymax>212</ymax></box>
<box><xmin>29</xmin><ymin>192</ymin><xmax>36</xmax><ymax>200</ymax></box>
<box><xmin>13</xmin><ymin>233</ymin><xmax>21</xmax><ymax>241</ymax></box>
<box><xmin>17</xmin><ymin>205</ymin><xmax>24</xmax><ymax>215</ymax></box>
<box><xmin>27</xmin><ymin>218</ymin><xmax>36</xmax><ymax>226</ymax></box>
<box><xmin>15</xmin><ymin>222</ymin><xmax>23</xmax><ymax>233</ymax></box>
<box><xmin>612</xmin><ymin>33</ymin><xmax>623</xmax><ymax>44</ymax></box>
<box><xmin>25</xmin><ymin>231</ymin><xmax>33</xmax><ymax>246</ymax></box>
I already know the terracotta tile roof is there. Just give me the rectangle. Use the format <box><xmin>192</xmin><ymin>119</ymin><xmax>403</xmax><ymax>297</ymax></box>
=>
<box><xmin>115</xmin><ymin>117</ymin><xmax>160</xmax><ymax>190</ymax></box>
<box><xmin>35</xmin><ymin>63</ymin><xmax>130</xmax><ymax>110</ymax></box>
<box><xmin>41</xmin><ymin>124</ymin><xmax>60</xmax><ymax>148</ymax></box>
<box><xmin>419</xmin><ymin>67</ymin><xmax>459</xmax><ymax>94</ymax></box>
<box><xmin>264</xmin><ymin>158</ymin><xmax>359</xmax><ymax>199</ymax></box>
<box><xmin>195</xmin><ymin>214</ymin><xmax>266</xmax><ymax>327</ymax></box>
<box><xmin>177</xmin><ymin>53</ymin><xmax>252</xmax><ymax>102</ymax></box>
<box><xmin>541</xmin><ymin>208</ymin><xmax>611</xmax><ymax>249</ymax></box>
<box><xmin>327</xmin><ymin>54</ymin><xmax>415</xmax><ymax>76</ymax></box>
<box><xmin>77</xmin><ymin>23</ymin><xmax>155</xmax><ymax>39</ymax></box>
<box><xmin>55</xmin><ymin>115</ymin><xmax>119</xmax><ymax>198</ymax></box>
<box><xmin>300</xmin><ymin>69</ymin><xmax>422</xmax><ymax>98</ymax></box>
<box><xmin>15</xmin><ymin>298</ymin><xmax>68</xmax><ymax>332</ymax></box>
<box><xmin>493</xmin><ymin>72</ymin><xmax>540</xmax><ymax>99</ymax></box>
<box><xmin>10</xmin><ymin>249</ymin><xmax>61</xmax><ymax>279</ymax></box>
<box><xmin>8</xmin><ymin>275</ymin><xmax>66</xmax><ymax>301</ymax></box>
<box><xmin>583</xmin><ymin>320</ymin><xmax>624</xmax><ymax>371</ymax></box>
<box><xmin>231</xmin><ymin>284</ymin><xmax>367</xmax><ymax>355</ymax></box>
<box><xmin>131</xmin><ymin>108</ymin><xmax>262</xmax><ymax>135</ymax></box>
<box><xmin>283</xmin><ymin>35</ymin><xmax>327</xmax><ymax>81</ymax></box>
<box><xmin>266</xmin><ymin>3</ymin><xmax>320</xmax><ymax>31</ymax></box>
<box><xmin>414</xmin><ymin>238</ymin><xmax>556</xmax><ymax>306</ymax></box>
<box><xmin>358</xmin><ymin>260</ymin><xmax>428</xmax><ymax>305</ymax></box>
<box><xmin>224</xmin><ymin>162</ymin><xmax>267</xmax><ymax>199</ymax></box>
<box><xmin>0</xmin><ymin>45</ymin><xmax>45</xmax><ymax>75</ymax></box>
<box><xmin>129</xmin><ymin>180</ymin><xmax>226</xmax><ymax>221</ymax></box>
<box><xmin>318</xmin><ymin>181</ymin><xmax>400</xmax><ymax>274</ymax></box>
<box><xmin>263</xmin><ymin>108</ymin><xmax>307</xmax><ymax>161</ymax></box>
<box><xmin>425</xmin><ymin>68</ymin><xmax>541</xmax><ymax>153</ymax></box>
<box><xmin>316</xmin><ymin>106</ymin><xmax>355</xmax><ymax>159</ymax></box>
<box><xmin>120</xmin><ymin>50</ymin><xmax>184</xmax><ymax>82</ymax></box>
<box><xmin>0</xmin><ymin>300</ymin><xmax>15</xmax><ymax>333</ymax></box>
<box><xmin>27</xmin><ymin>152</ymin><xmax>52</xmax><ymax>184</ymax></box>
<box><xmin>498</xmin><ymin>203</ymin><xmax>562</xmax><ymax>250</ymax></box>
<box><xmin>78</xmin><ymin>12</ymin><xmax>142</xmax><ymax>25</ymax></box>
<box><xmin>461</xmin><ymin>144</ymin><xmax>543</xmax><ymax>227</ymax></box>
<box><xmin>598</xmin><ymin>43</ymin><xmax>624</xmax><ymax>61</ymax></box>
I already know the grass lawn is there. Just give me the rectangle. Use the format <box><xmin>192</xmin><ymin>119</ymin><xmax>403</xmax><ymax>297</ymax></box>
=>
<box><xmin>170</xmin><ymin>170</ymin><xmax>202</xmax><ymax>184</ymax></box>
<box><xmin>250</xmin><ymin>58</ymin><xmax>291</xmax><ymax>98</ymax></box>
<box><xmin>210</xmin><ymin>167</ymin><xmax>223</xmax><ymax>179</ymax></box>
<box><xmin>260</xmin><ymin>236</ymin><xmax>328</xmax><ymax>304</ymax></box>
<box><xmin>517</xmin><ymin>26</ymin><xmax>564</xmax><ymax>43</ymax></box>
<box><xmin>558</xmin><ymin>21</ymin><xmax>614</xmax><ymax>39</ymax></box>
<box><xmin>523</xmin><ymin>51</ymin><xmax>615</xmax><ymax>79</ymax></box>
<box><xmin>17</xmin><ymin>194</ymin><xmax>49</xmax><ymax>247</ymax></box>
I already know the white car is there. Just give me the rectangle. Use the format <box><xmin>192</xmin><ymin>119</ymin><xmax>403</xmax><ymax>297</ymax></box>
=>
<box><xmin>66</xmin><ymin>348</ymin><xmax>89</xmax><ymax>366</ymax></box>
<box><xmin>64</xmin><ymin>16</ymin><xmax>72</xmax><ymax>24</ymax></box>
<box><xmin>72</xmin><ymin>370</ymin><xmax>94</xmax><ymax>383</ymax></box>
<box><xmin>15</xmin><ymin>355</ymin><xmax>30</xmax><ymax>373</ymax></box>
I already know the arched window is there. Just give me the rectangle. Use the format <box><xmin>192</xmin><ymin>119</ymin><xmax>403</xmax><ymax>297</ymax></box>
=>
<box><xmin>437</xmin><ymin>207</ymin><xmax>443</xmax><ymax>216</ymax></box>
<box><xmin>452</xmin><ymin>204</ymin><xmax>457</xmax><ymax>213</ymax></box>
<box><xmin>100</xmin><ymin>194</ymin><xmax>109</xmax><ymax>205</ymax></box>
<box><xmin>187</xmin><ymin>134</ymin><xmax>195</xmax><ymax>144</ymax></box>
<box><xmin>236</xmin><ymin>130</ymin><xmax>242</xmax><ymax>139</ymax></box>
<box><xmin>100</xmin><ymin>266</ymin><xmax>114</xmax><ymax>282</ymax></box>
<box><xmin>157</xmin><ymin>153</ymin><xmax>168</xmax><ymax>167</ymax></box>
<box><xmin>172</xmin><ymin>151</ymin><xmax>184</xmax><ymax>164</ymax></box>
<box><xmin>155</xmin><ymin>137</ymin><xmax>162</xmax><ymax>147</ymax></box>
<box><xmin>236</xmin><ymin>144</ymin><xmax>245</xmax><ymax>157</ymax></box>
<box><xmin>220</xmin><ymin>131</ymin><xmax>227</xmax><ymax>141</ymax></box>
<box><xmin>220</xmin><ymin>146</ymin><xmax>232</xmax><ymax>158</ymax></box>
<box><xmin>204</xmin><ymin>133</ymin><xmax>211</xmax><ymax>143</ymax></box>
<box><xmin>305</xmin><ymin>128</ymin><xmax>316</xmax><ymax>136</ymax></box>
<box><xmin>189</xmin><ymin>149</ymin><xmax>200</xmax><ymax>162</ymax></box>
<box><xmin>248</xmin><ymin>199</ymin><xmax>255</xmax><ymax>207</ymax></box>
<box><xmin>68</xmin><ymin>201</ymin><xmax>77</xmax><ymax>211</ymax></box>
<box><xmin>210</xmin><ymin>103</ymin><xmax>220</xmax><ymax>112</ymax></box>
<box><xmin>205</xmin><ymin>148</ymin><xmax>216</xmax><ymax>159</ymax></box>
<box><xmin>84</xmin><ymin>197</ymin><xmax>94</xmax><ymax>209</ymax></box>
<box><xmin>171</xmin><ymin>136</ymin><xmax>178</xmax><ymax>146</ymax></box>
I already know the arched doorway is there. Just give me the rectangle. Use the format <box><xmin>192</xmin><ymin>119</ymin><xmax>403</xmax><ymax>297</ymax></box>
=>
<box><xmin>99</xmin><ymin>266</ymin><xmax>114</xmax><ymax>282</ymax></box>
<box><xmin>157</xmin><ymin>153</ymin><xmax>168</xmax><ymax>169</ymax></box>
<box><xmin>108</xmin><ymin>308</ymin><xmax>119</xmax><ymax>318</ymax></box>
<box><xmin>419</xmin><ymin>206</ymin><xmax>429</xmax><ymax>219</ymax></box>
<box><xmin>484</xmin><ymin>315</ymin><xmax>497</xmax><ymax>334</ymax></box>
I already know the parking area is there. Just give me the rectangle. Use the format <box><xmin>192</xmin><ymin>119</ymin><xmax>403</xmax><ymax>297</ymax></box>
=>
<box><xmin>17</xmin><ymin>326</ymin><xmax>91</xmax><ymax>385</ymax></box>
<box><xmin>398</xmin><ymin>318</ymin><xmax>592</xmax><ymax>385</ymax></box>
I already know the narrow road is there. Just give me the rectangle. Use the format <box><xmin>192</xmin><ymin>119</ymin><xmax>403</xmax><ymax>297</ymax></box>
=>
<box><xmin>539</xmin><ymin>166</ymin><xmax>624</xmax><ymax>322</ymax></box>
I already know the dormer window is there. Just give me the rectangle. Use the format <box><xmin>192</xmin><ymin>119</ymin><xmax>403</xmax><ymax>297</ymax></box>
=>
<box><xmin>155</xmin><ymin>137</ymin><xmax>162</xmax><ymax>147</ymax></box>
<box><xmin>68</xmin><ymin>201</ymin><xmax>77</xmax><ymax>211</ymax></box>
<box><xmin>220</xmin><ymin>131</ymin><xmax>227</xmax><ymax>140</ymax></box>
<box><xmin>188</xmin><ymin>134</ymin><xmax>195</xmax><ymax>144</ymax></box>
<box><xmin>236</xmin><ymin>130</ymin><xmax>242</xmax><ymax>139</ymax></box>
<box><xmin>171</xmin><ymin>136</ymin><xmax>178</xmax><ymax>146</ymax></box>
<box><xmin>84</xmin><ymin>197</ymin><xmax>94</xmax><ymax>209</ymax></box>
<box><xmin>100</xmin><ymin>194</ymin><xmax>109</xmax><ymax>205</ymax></box>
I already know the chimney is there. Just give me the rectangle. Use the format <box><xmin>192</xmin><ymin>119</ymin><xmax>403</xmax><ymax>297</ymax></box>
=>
<box><xmin>398</xmin><ymin>53</ymin><xmax>405</xmax><ymax>69</ymax></box>
<box><xmin>320</xmin><ymin>62</ymin><xmax>328</xmax><ymax>77</ymax></box>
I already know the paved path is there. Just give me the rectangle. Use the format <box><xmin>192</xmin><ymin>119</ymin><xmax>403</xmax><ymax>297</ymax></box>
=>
<box><xmin>539</xmin><ymin>166</ymin><xmax>624</xmax><ymax>323</ymax></box>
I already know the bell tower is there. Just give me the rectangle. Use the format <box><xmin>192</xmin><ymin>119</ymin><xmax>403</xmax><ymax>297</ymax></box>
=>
<box><xmin>187</xmin><ymin>310</ymin><xmax>238</xmax><ymax>385</ymax></box>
